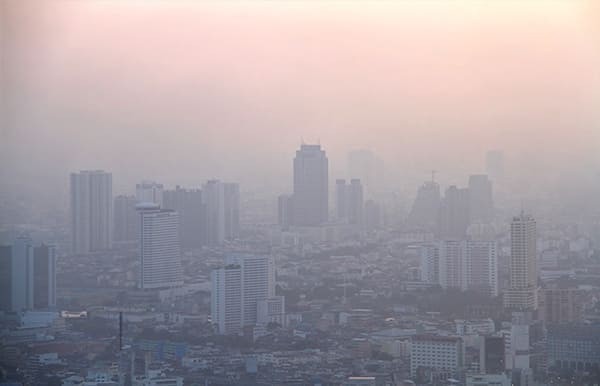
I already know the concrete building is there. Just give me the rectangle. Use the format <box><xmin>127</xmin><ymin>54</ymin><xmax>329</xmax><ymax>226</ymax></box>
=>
<box><xmin>479</xmin><ymin>336</ymin><xmax>505</xmax><ymax>374</ymax></box>
<box><xmin>335</xmin><ymin>178</ymin><xmax>364</xmax><ymax>225</ymax></box>
<box><xmin>203</xmin><ymin>180</ymin><xmax>240</xmax><ymax>246</ymax></box>
<box><xmin>466</xmin><ymin>373</ymin><xmax>510</xmax><ymax>386</ymax></box>
<box><xmin>410</xmin><ymin>335</ymin><xmax>464</xmax><ymax>378</ymax></box>
<box><xmin>163</xmin><ymin>186</ymin><xmax>204</xmax><ymax>249</ymax></box>
<box><xmin>137</xmin><ymin>204</ymin><xmax>183</xmax><ymax>289</ymax></box>
<box><xmin>257</xmin><ymin>296</ymin><xmax>285</xmax><ymax>327</ymax></box>
<box><xmin>438</xmin><ymin>185</ymin><xmax>470</xmax><ymax>239</ymax></box>
<box><xmin>211</xmin><ymin>254</ymin><xmax>276</xmax><ymax>334</ymax></box>
<box><xmin>408</xmin><ymin>180</ymin><xmax>441</xmax><ymax>231</ymax></box>
<box><xmin>277</xmin><ymin>194</ymin><xmax>294</xmax><ymax>230</ymax></box>
<box><xmin>538</xmin><ymin>286</ymin><xmax>584</xmax><ymax>324</ymax></box>
<box><xmin>0</xmin><ymin>237</ymin><xmax>56</xmax><ymax>312</ymax></box>
<box><xmin>547</xmin><ymin>324</ymin><xmax>600</xmax><ymax>371</ymax></box>
<box><xmin>113</xmin><ymin>195</ymin><xmax>137</xmax><ymax>245</ymax></box>
<box><xmin>292</xmin><ymin>144</ymin><xmax>328</xmax><ymax>226</ymax></box>
<box><xmin>504</xmin><ymin>212</ymin><xmax>538</xmax><ymax>310</ymax></box>
<box><xmin>465</xmin><ymin>240</ymin><xmax>498</xmax><ymax>297</ymax></box>
<box><xmin>70</xmin><ymin>170</ymin><xmax>113</xmax><ymax>254</ymax></box>
<box><xmin>468</xmin><ymin>174</ymin><xmax>494</xmax><ymax>224</ymax></box>
<box><xmin>135</xmin><ymin>180</ymin><xmax>164</xmax><ymax>207</ymax></box>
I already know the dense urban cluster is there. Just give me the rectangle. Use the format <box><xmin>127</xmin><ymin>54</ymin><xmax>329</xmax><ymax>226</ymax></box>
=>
<box><xmin>1</xmin><ymin>146</ymin><xmax>600</xmax><ymax>386</ymax></box>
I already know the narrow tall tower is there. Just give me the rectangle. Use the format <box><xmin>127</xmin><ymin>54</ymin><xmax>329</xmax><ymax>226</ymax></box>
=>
<box><xmin>70</xmin><ymin>170</ymin><xmax>113</xmax><ymax>254</ymax></box>
<box><xmin>504</xmin><ymin>212</ymin><xmax>538</xmax><ymax>310</ymax></box>
<box><xmin>292</xmin><ymin>144</ymin><xmax>328</xmax><ymax>226</ymax></box>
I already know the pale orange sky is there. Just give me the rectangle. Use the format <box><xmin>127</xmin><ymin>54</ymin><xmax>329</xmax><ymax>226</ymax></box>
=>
<box><xmin>1</xmin><ymin>0</ymin><xmax>599</xmax><ymax>198</ymax></box>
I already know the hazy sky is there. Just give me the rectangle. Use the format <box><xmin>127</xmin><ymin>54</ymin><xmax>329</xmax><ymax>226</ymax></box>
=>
<box><xmin>2</xmin><ymin>0</ymin><xmax>600</xmax><ymax>200</ymax></box>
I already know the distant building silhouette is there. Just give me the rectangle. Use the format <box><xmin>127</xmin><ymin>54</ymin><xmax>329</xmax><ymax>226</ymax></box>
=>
<box><xmin>335</xmin><ymin>178</ymin><xmax>364</xmax><ymax>225</ymax></box>
<box><xmin>292</xmin><ymin>144</ymin><xmax>328</xmax><ymax>226</ymax></box>
<box><xmin>163</xmin><ymin>186</ymin><xmax>205</xmax><ymax>249</ymax></box>
<box><xmin>468</xmin><ymin>174</ymin><xmax>494</xmax><ymax>223</ymax></box>
<box><xmin>437</xmin><ymin>185</ymin><xmax>470</xmax><ymax>239</ymax></box>
<box><xmin>113</xmin><ymin>195</ymin><xmax>137</xmax><ymax>245</ymax></box>
<box><xmin>70</xmin><ymin>170</ymin><xmax>112</xmax><ymax>254</ymax></box>
<box><xmin>408</xmin><ymin>181</ymin><xmax>441</xmax><ymax>230</ymax></box>
<box><xmin>135</xmin><ymin>180</ymin><xmax>164</xmax><ymax>207</ymax></box>
<box><xmin>203</xmin><ymin>180</ymin><xmax>240</xmax><ymax>245</ymax></box>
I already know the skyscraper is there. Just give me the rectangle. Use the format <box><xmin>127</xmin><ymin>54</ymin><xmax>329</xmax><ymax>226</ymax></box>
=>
<box><xmin>347</xmin><ymin>149</ymin><xmax>384</xmax><ymax>199</ymax></box>
<box><xmin>335</xmin><ymin>179</ymin><xmax>364</xmax><ymax>225</ymax></box>
<box><xmin>439</xmin><ymin>240</ymin><xmax>466</xmax><ymax>290</ymax></box>
<box><xmin>163</xmin><ymin>186</ymin><xmax>205</xmax><ymax>249</ymax></box>
<box><xmin>277</xmin><ymin>194</ymin><xmax>293</xmax><ymax>230</ymax></box>
<box><xmin>408</xmin><ymin>181</ymin><xmax>441</xmax><ymax>230</ymax></box>
<box><xmin>292</xmin><ymin>144</ymin><xmax>328</xmax><ymax>226</ymax></box>
<box><xmin>211</xmin><ymin>254</ymin><xmax>276</xmax><ymax>334</ymax></box>
<box><xmin>465</xmin><ymin>240</ymin><xmax>498</xmax><ymax>297</ymax></box>
<box><xmin>137</xmin><ymin>204</ymin><xmax>183</xmax><ymax>289</ymax></box>
<box><xmin>113</xmin><ymin>195</ymin><xmax>137</xmax><ymax>245</ymax></box>
<box><xmin>203</xmin><ymin>180</ymin><xmax>240</xmax><ymax>246</ymax></box>
<box><xmin>437</xmin><ymin>185</ymin><xmax>470</xmax><ymax>239</ymax></box>
<box><xmin>136</xmin><ymin>180</ymin><xmax>164</xmax><ymax>207</ymax></box>
<box><xmin>0</xmin><ymin>237</ymin><xmax>56</xmax><ymax>312</ymax></box>
<box><xmin>70</xmin><ymin>170</ymin><xmax>113</xmax><ymax>254</ymax></box>
<box><xmin>504</xmin><ymin>212</ymin><xmax>538</xmax><ymax>310</ymax></box>
<box><xmin>468</xmin><ymin>174</ymin><xmax>494</xmax><ymax>224</ymax></box>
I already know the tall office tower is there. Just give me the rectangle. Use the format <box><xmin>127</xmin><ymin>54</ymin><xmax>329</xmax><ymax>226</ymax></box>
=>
<box><xmin>504</xmin><ymin>212</ymin><xmax>538</xmax><ymax>310</ymax></box>
<box><xmin>538</xmin><ymin>286</ymin><xmax>584</xmax><ymax>324</ymax></box>
<box><xmin>277</xmin><ymin>194</ymin><xmax>293</xmax><ymax>230</ymax></box>
<box><xmin>347</xmin><ymin>179</ymin><xmax>364</xmax><ymax>225</ymax></box>
<box><xmin>439</xmin><ymin>240</ymin><xmax>466</xmax><ymax>290</ymax></box>
<box><xmin>335</xmin><ymin>179</ymin><xmax>364</xmax><ymax>225</ymax></box>
<box><xmin>420</xmin><ymin>243</ymin><xmax>440</xmax><ymax>284</ymax></box>
<box><xmin>437</xmin><ymin>185</ymin><xmax>470</xmax><ymax>239</ymax></box>
<box><xmin>292</xmin><ymin>144</ymin><xmax>328</xmax><ymax>226</ymax></box>
<box><xmin>223</xmin><ymin>183</ymin><xmax>241</xmax><ymax>240</ymax></box>
<box><xmin>211</xmin><ymin>254</ymin><xmax>276</xmax><ymax>335</ymax></box>
<box><xmin>347</xmin><ymin>149</ymin><xmax>384</xmax><ymax>199</ymax></box>
<box><xmin>0</xmin><ymin>237</ymin><xmax>56</xmax><ymax>312</ymax></box>
<box><xmin>485</xmin><ymin>150</ymin><xmax>504</xmax><ymax>182</ymax></box>
<box><xmin>113</xmin><ymin>195</ymin><xmax>137</xmax><ymax>245</ymax></box>
<box><xmin>137</xmin><ymin>204</ymin><xmax>183</xmax><ymax>289</ymax></box>
<box><xmin>135</xmin><ymin>180</ymin><xmax>164</xmax><ymax>207</ymax></box>
<box><xmin>163</xmin><ymin>186</ymin><xmax>204</xmax><ymax>249</ymax></box>
<box><xmin>468</xmin><ymin>175</ymin><xmax>494</xmax><ymax>224</ymax></box>
<box><xmin>364</xmin><ymin>200</ymin><xmax>382</xmax><ymax>231</ymax></box>
<box><xmin>70</xmin><ymin>170</ymin><xmax>113</xmax><ymax>254</ymax></box>
<box><xmin>335</xmin><ymin>179</ymin><xmax>348</xmax><ymax>220</ymax></box>
<box><xmin>479</xmin><ymin>336</ymin><xmax>506</xmax><ymax>374</ymax></box>
<box><xmin>408</xmin><ymin>181</ymin><xmax>441</xmax><ymax>230</ymax></box>
<box><xmin>203</xmin><ymin>180</ymin><xmax>240</xmax><ymax>246</ymax></box>
<box><xmin>465</xmin><ymin>240</ymin><xmax>498</xmax><ymax>297</ymax></box>
<box><xmin>32</xmin><ymin>244</ymin><xmax>57</xmax><ymax>309</ymax></box>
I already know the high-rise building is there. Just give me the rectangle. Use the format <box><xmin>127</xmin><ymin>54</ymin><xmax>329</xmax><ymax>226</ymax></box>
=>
<box><xmin>211</xmin><ymin>254</ymin><xmax>276</xmax><ymax>335</ymax></box>
<box><xmin>547</xmin><ymin>324</ymin><xmax>600</xmax><ymax>372</ymax></box>
<box><xmin>277</xmin><ymin>194</ymin><xmax>293</xmax><ymax>230</ymax></box>
<box><xmin>438</xmin><ymin>186</ymin><xmax>470</xmax><ymax>239</ymax></box>
<box><xmin>465</xmin><ymin>240</ymin><xmax>498</xmax><ymax>297</ymax></box>
<box><xmin>203</xmin><ymin>180</ymin><xmax>240</xmax><ymax>246</ymax></box>
<box><xmin>439</xmin><ymin>240</ymin><xmax>466</xmax><ymax>290</ymax></box>
<box><xmin>257</xmin><ymin>296</ymin><xmax>285</xmax><ymax>327</ymax></box>
<box><xmin>70</xmin><ymin>170</ymin><xmax>113</xmax><ymax>254</ymax></box>
<box><xmin>137</xmin><ymin>204</ymin><xmax>183</xmax><ymax>289</ymax></box>
<box><xmin>485</xmin><ymin>150</ymin><xmax>504</xmax><ymax>182</ymax></box>
<box><xmin>468</xmin><ymin>175</ymin><xmax>494</xmax><ymax>224</ymax></box>
<box><xmin>292</xmin><ymin>144</ymin><xmax>328</xmax><ymax>226</ymax></box>
<box><xmin>538</xmin><ymin>286</ymin><xmax>584</xmax><ymax>324</ymax></box>
<box><xmin>163</xmin><ymin>186</ymin><xmax>204</xmax><ymax>249</ymax></box>
<box><xmin>504</xmin><ymin>212</ymin><xmax>538</xmax><ymax>310</ymax></box>
<box><xmin>479</xmin><ymin>336</ymin><xmax>506</xmax><ymax>374</ymax></box>
<box><xmin>336</xmin><ymin>179</ymin><xmax>348</xmax><ymax>220</ymax></box>
<box><xmin>420</xmin><ymin>243</ymin><xmax>440</xmax><ymax>284</ymax></box>
<box><xmin>347</xmin><ymin>149</ymin><xmax>384</xmax><ymax>199</ymax></box>
<box><xmin>113</xmin><ymin>195</ymin><xmax>137</xmax><ymax>245</ymax></box>
<box><xmin>408</xmin><ymin>181</ymin><xmax>441</xmax><ymax>230</ymax></box>
<box><xmin>136</xmin><ymin>180</ymin><xmax>164</xmax><ymax>207</ymax></box>
<box><xmin>0</xmin><ymin>237</ymin><xmax>56</xmax><ymax>312</ymax></box>
<box><xmin>32</xmin><ymin>244</ymin><xmax>57</xmax><ymax>310</ymax></box>
<box><xmin>335</xmin><ymin>179</ymin><xmax>364</xmax><ymax>225</ymax></box>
